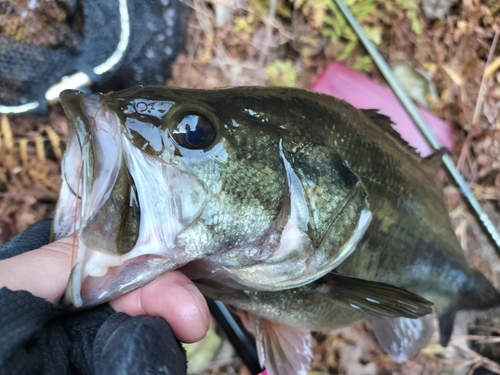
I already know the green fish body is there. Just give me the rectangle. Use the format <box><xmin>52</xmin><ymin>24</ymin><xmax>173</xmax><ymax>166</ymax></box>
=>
<box><xmin>55</xmin><ymin>87</ymin><xmax>500</xmax><ymax>375</ymax></box>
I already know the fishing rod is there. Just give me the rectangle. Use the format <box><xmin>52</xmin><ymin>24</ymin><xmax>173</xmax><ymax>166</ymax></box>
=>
<box><xmin>206</xmin><ymin>298</ymin><xmax>263</xmax><ymax>375</ymax></box>
<box><xmin>333</xmin><ymin>0</ymin><xmax>500</xmax><ymax>254</ymax></box>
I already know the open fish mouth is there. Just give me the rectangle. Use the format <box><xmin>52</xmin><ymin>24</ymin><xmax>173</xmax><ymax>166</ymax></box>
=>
<box><xmin>54</xmin><ymin>90</ymin><xmax>207</xmax><ymax>308</ymax></box>
<box><xmin>54</xmin><ymin>87</ymin><xmax>374</xmax><ymax>311</ymax></box>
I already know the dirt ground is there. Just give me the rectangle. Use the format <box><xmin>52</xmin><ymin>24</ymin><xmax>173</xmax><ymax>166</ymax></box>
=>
<box><xmin>1</xmin><ymin>0</ymin><xmax>500</xmax><ymax>374</ymax></box>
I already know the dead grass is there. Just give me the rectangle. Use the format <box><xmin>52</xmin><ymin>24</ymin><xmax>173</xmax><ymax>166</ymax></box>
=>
<box><xmin>1</xmin><ymin>0</ymin><xmax>500</xmax><ymax>373</ymax></box>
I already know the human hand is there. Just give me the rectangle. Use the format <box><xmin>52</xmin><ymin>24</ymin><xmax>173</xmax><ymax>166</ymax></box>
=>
<box><xmin>0</xmin><ymin>219</ymin><xmax>210</xmax><ymax>375</ymax></box>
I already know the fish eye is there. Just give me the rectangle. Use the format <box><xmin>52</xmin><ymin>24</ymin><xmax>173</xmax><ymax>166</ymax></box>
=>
<box><xmin>171</xmin><ymin>114</ymin><xmax>216</xmax><ymax>150</ymax></box>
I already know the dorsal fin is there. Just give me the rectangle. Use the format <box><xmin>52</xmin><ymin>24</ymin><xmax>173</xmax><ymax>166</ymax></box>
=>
<box><xmin>361</xmin><ymin>109</ymin><xmax>419</xmax><ymax>156</ymax></box>
<box><xmin>421</xmin><ymin>149</ymin><xmax>445</xmax><ymax>175</ymax></box>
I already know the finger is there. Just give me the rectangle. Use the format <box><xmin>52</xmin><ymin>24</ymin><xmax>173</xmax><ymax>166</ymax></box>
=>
<box><xmin>0</xmin><ymin>236</ymin><xmax>75</xmax><ymax>303</ymax></box>
<box><xmin>110</xmin><ymin>271</ymin><xmax>210</xmax><ymax>343</ymax></box>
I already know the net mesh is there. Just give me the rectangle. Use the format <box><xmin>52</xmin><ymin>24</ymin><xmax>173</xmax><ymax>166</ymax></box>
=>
<box><xmin>0</xmin><ymin>0</ymin><xmax>188</xmax><ymax>110</ymax></box>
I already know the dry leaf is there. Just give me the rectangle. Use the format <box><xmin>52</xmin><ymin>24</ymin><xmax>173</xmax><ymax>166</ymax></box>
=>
<box><xmin>442</xmin><ymin>65</ymin><xmax>464</xmax><ymax>86</ymax></box>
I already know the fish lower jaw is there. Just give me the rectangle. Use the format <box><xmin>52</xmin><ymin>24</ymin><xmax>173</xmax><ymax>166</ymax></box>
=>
<box><xmin>81</xmin><ymin>236</ymin><xmax>175</xmax><ymax>278</ymax></box>
<box><xmin>84</xmin><ymin>251</ymin><xmax>124</xmax><ymax>278</ymax></box>
<box><xmin>68</xmin><ymin>253</ymin><xmax>178</xmax><ymax>309</ymax></box>
<box><xmin>70</xmin><ymin>237</ymin><xmax>185</xmax><ymax>308</ymax></box>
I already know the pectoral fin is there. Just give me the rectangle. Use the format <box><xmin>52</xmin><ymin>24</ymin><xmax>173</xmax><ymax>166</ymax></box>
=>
<box><xmin>235</xmin><ymin>310</ymin><xmax>313</xmax><ymax>375</ymax></box>
<box><xmin>327</xmin><ymin>272</ymin><xmax>433</xmax><ymax>318</ymax></box>
<box><xmin>370</xmin><ymin>315</ymin><xmax>434</xmax><ymax>362</ymax></box>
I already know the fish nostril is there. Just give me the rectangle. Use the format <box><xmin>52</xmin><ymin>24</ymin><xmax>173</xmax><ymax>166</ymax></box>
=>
<box><xmin>135</xmin><ymin>102</ymin><xmax>148</xmax><ymax>112</ymax></box>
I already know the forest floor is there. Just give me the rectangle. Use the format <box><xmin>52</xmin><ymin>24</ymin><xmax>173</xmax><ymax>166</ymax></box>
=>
<box><xmin>1</xmin><ymin>0</ymin><xmax>500</xmax><ymax>374</ymax></box>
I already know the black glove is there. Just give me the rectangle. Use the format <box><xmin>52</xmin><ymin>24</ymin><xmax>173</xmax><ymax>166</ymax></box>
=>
<box><xmin>0</xmin><ymin>219</ymin><xmax>187</xmax><ymax>375</ymax></box>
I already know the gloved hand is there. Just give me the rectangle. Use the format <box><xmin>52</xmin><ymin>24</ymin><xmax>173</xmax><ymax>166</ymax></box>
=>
<box><xmin>0</xmin><ymin>220</ymin><xmax>208</xmax><ymax>375</ymax></box>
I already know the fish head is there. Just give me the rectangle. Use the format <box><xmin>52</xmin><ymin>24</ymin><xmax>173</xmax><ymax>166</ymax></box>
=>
<box><xmin>55</xmin><ymin>87</ymin><xmax>371</xmax><ymax>308</ymax></box>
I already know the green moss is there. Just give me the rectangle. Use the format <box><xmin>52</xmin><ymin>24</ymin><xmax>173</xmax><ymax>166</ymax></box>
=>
<box><xmin>265</xmin><ymin>59</ymin><xmax>299</xmax><ymax>87</ymax></box>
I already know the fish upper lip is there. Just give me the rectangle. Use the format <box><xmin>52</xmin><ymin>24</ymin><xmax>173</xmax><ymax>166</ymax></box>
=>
<box><xmin>59</xmin><ymin>90</ymin><xmax>103</xmax><ymax>148</ymax></box>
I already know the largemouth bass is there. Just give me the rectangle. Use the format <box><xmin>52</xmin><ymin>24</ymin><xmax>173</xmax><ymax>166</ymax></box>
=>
<box><xmin>54</xmin><ymin>87</ymin><xmax>500</xmax><ymax>375</ymax></box>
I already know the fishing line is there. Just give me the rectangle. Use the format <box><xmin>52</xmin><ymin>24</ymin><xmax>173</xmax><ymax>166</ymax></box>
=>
<box><xmin>333</xmin><ymin>0</ymin><xmax>500</xmax><ymax>254</ymax></box>
<box><xmin>71</xmin><ymin>159</ymin><xmax>83</xmax><ymax>271</ymax></box>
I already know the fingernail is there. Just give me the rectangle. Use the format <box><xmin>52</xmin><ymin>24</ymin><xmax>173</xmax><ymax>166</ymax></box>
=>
<box><xmin>185</xmin><ymin>283</ymin><xmax>210</xmax><ymax>329</ymax></box>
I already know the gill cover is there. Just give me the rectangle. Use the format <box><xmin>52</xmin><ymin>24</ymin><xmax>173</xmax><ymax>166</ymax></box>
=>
<box><xmin>208</xmin><ymin>140</ymin><xmax>372</xmax><ymax>290</ymax></box>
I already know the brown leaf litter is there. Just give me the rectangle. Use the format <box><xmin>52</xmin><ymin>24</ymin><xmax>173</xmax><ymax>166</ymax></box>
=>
<box><xmin>1</xmin><ymin>0</ymin><xmax>500</xmax><ymax>373</ymax></box>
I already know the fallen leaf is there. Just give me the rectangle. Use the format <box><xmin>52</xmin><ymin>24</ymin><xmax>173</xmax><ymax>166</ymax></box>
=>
<box><xmin>442</xmin><ymin>66</ymin><xmax>464</xmax><ymax>86</ymax></box>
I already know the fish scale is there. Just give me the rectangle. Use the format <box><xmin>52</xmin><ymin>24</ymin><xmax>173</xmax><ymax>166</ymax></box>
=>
<box><xmin>54</xmin><ymin>86</ymin><xmax>500</xmax><ymax>375</ymax></box>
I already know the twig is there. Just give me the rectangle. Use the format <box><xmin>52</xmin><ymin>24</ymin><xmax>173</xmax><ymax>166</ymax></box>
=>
<box><xmin>177</xmin><ymin>59</ymin><xmax>258</xmax><ymax>70</ymax></box>
<box><xmin>472</xmin><ymin>26</ymin><xmax>500</xmax><ymax>126</ymax></box>
<box><xmin>454</xmin><ymin>334</ymin><xmax>500</xmax><ymax>344</ymax></box>
<box><xmin>0</xmin><ymin>192</ymin><xmax>29</xmax><ymax>198</ymax></box>
<box><xmin>454</xmin><ymin>345</ymin><xmax>500</xmax><ymax>374</ymax></box>
<box><xmin>457</xmin><ymin>131</ymin><xmax>472</xmax><ymax>174</ymax></box>
<box><xmin>470</xmin><ymin>325</ymin><xmax>500</xmax><ymax>335</ymax></box>
<box><xmin>258</xmin><ymin>0</ymin><xmax>277</xmax><ymax>67</ymax></box>
<box><xmin>209</xmin><ymin>0</ymin><xmax>294</xmax><ymax>41</ymax></box>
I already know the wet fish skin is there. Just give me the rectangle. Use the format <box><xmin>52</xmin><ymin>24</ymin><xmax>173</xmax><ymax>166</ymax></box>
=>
<box><xmin>55</xmin><ymin>86</ymin><xmax>500</xmax><ymax>374</ymax></box>
<box><xmin>156</xmin><ymin>86</ymin><xmax>499</xmax><ymax>344</ymax></box>
<box><xmin>56</xmin><ymin>87</ymin><xmax>372</xmax><ymax>306</ymax></box>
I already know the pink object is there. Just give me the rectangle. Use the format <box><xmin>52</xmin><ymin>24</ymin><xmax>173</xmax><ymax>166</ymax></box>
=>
<box><xmin>258</xmin><ymin>371</ymin><xmax>269</xmax><ymax>375</ymax></box>
<box><xmin>312</xmin><ymin>63</ymin><xmax>454</xmax><ymax>157</ymax></box>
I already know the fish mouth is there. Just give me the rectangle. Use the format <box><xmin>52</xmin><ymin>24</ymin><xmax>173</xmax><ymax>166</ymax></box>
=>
<box><xmin>58</xmin><ymin>90</ymin><xmax>139</xmax><ymax>255</ymax></box>
<box><xmin>55</xmin><ymin>90</ymin><xmax>207</xmax><ymax>309</ymax></box>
